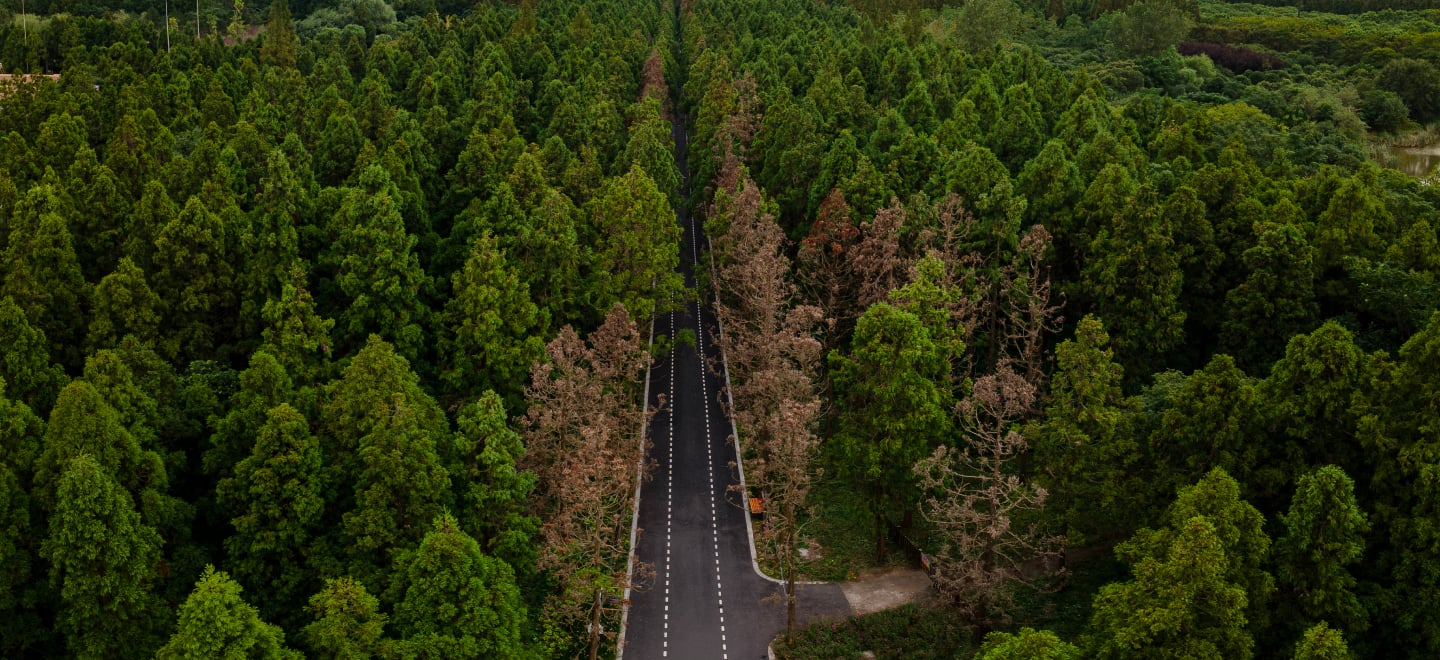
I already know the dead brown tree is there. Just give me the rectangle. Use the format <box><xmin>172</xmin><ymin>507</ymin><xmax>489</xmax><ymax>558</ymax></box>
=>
<box><xmin>523</xmin><ymin>303</ymin><xmax>655</xmax><ymax>660</ymax></box>
<box><xmin>913</xmin><ymin>366</ymin><xmax>1063</xmax><ymax>633</ymax></box>
<box><xmin>709</xmin><ymin>172</ymin><xmax>825</xmax><ymax>642</ymax></box>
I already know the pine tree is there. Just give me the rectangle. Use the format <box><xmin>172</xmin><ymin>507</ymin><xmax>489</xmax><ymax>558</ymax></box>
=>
<box><xmin>152</xmin><ymin>194</ymin><xmax>235</xmax><ymax>362</ymax></box>
<box><xmin>41</xmin><ymin>454</ymin><xmax>167</xmax><ymax>659</ymax></box>
<box><xmin>34</xmin><ymin>381</ymin><xmax>166</xmax><ymax>514</ymax></box>
<box><xmin>978</xmin><ymin>628</ymin><xmax>1082</xmax><ymax>660</ymax></box>
<box><xmin>1033</xmin><ymin>315</ymin><xmax>1143</xmax><ymax>545</ymax></box>
<box><xmin>453</xmin><ymin>391</ymin><xmax>539</xmax><ymax>573</ymax></box>
<box><xmin>156</xmin><ymin>565</ymin><xmax>300</xmax><ymax>659</ymax></box>
<box><xmin>1</xmin><ymin>186</ymin><xmax>89</xmax><ymax>367</ymax></box>
<box><xmin>242</xmin><ymin>151</ymin><xmax>304</xmax><ymax>333</ymax></box>
<box><xmin>260</xmin><ymin>0</ymin><xmax>298</xmax><ymax>69</ymax></box>
<box><xmin>123</xmin><ymin>180</ymin><xmax>178</xmax><ymax>273</ymax></box>
<box><xmin>587</xmin><ymin>165</ymin><xmax>683</xmax><ymax>322</ymax></box>
<box><xmin>1222</xmin><ymin>221</ymin><xmax>1320</xmax><ymax>373</ymax></box>
<box><xmin>322</xmin><ymin>336</ymin><xmax>446</xmax><ymax>501</ymax></box>
<box><xmin>260</xmin><ymin>262</ymin><xmax>335</xmax><ymax>387</ymax></box>
<box><xmin>388</xmin><ymin>514</ymin><xmax>525</xmax><ymax>658</ymax></box>
<box><xmin>618</xmin><ymin>98</ymin><xmax>680</xmax><ymax>203</ymax></box>
<box><xmin>0</xmin><ymin>391</ymin><xmax>43</xmax><ymax>654</ymax></box>
<box><xmin>217</xmin><ymin>403</ymin><xmax>324</xmax><ymax>624</ymax></box>
<box><xmin>1080</xmin><ymin>184</ymin><xmax>1184</xmax><ymax>379</ymax></box>
<box><xmin>1260</xmin><ymin>322</ymin><xmax>1372</xmax><ymax>471</ymax></box>
<box><xmin>303</xmin><ymin>577</ymin><xmax>389</xmax><ymax>660</ymax></box>
<box><xmin>1129</xmin><ymin>467</ymin><xmax>1276</xmax><ymax>634</ymax></box>
<box><xmin>1294</xmin><ymin>622</ymin><xmax>1352</xmax><ymax>660</ymax></box>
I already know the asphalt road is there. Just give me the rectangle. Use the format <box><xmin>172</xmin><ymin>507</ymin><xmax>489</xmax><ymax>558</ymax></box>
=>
<box><xmin>620</xmin><ymin>111</ymin><xmax>850</xmax><ymax>659</ymax></box>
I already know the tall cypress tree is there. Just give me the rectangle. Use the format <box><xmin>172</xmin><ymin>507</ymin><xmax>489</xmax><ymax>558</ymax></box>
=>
<box><xmin>86</xmin><ymin>257</ymin><xmax>164</xmax><ymax>353</ymax></box>
<box><xmin>303</xmin><ymin>577</ymin><xmax>390</xmax><ymax>660</ymax></box>
<box><xmin>260</xmin><ymin>263</ymin><xmax>335</xmax><ymax>388</ymax></box>
<box><xmin>453</xmin><ymin>391</ymin><xmax>539</xmax><ymax>574</ymax></box>
<box><xmin>218</xmin><ymin>403</ymin><xmax>324</xmax><ymax>624</ymax></box>
<box><xmin>1277</xmin><ymin>465</ymin><xmax>1369</xmax><ymax>638</ymax></box>
<box><xmin>438</xmin><ymin>233</ymin><xmax>544</xmax><ymax>407</ymax></box>
<box><xmin>0</xmin><ymin>295</ymin><xmax>67</xmax><ymax>413</ymax></box>
<box><xmin>1</xmin><ymin>186</ymin><xmax>89</xmax><ymax>368</ymax></box>
<box><xmin>260</xmin><ymin>0</ymin><xmax>299</xmax><ymax>69</ymax></box>
<box><xmin>41</xmin><ymin>455</ymin><xmax>167</xmax><ymax>660</ymax></box>
<box><xmin>156</xmin><ymin>566</ymin><xmax>300</xmax><ymax>659</ymax></box>
<box><xmin>0</xmin><ymin>375</ymin><xmax>46</xmax><ymax>654</ymax></box>
<box><xmin>33</xmin><ymin>381</ymin><xmax>166</xmax><ymax>515</ymax></box>
<box><xmin>330</xmin><ymin>167</ymin><xmax>430</xmax><ymax>362</ymax></box>
<box><xmin>388</xmin><ymin>514</ymin><xmax>525</xmax><ymax>659</ymax></box>
<box><xmin>344</xmin><ymin>398</ymin><xmax>450</xmax><ymax>589</ymax></box>
<box><xmin>207</xmin><ymin>351</ymin><xmax>295</xmax><ymax>480</ymax></box>
<box><xmin>152</xmin><ymin>194</ymin><xmax>235</xmax><ymax>362</ymax></box>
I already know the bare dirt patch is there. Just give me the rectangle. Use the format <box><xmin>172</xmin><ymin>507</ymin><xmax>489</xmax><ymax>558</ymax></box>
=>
<box><xmin>838</xmin><ymin>567</ymin><xmax>934</xmax><ymax>616</ymax></box>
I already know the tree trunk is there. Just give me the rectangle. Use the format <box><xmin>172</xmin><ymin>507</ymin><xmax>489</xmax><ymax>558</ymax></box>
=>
<box><xmin>588</xmin><ymin>589</ymin><xmax>602</xmax><ymax>660</ymax></box>
<box><xmin>875</xmin><ymin>504</ymin><xmax>887</xmax><ymax>565</ymax></box>
<box><xmin>785</xmin><ymin>499</ymin><xmax>798</xmax><ymax>642</ymax></box>
<box><xmin>786</xmin><ymin>572</ymin><xmax>798</xmax><ymax>643</ymax></box>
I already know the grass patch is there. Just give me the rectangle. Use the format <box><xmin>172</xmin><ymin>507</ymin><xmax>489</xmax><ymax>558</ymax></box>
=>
<box><xmin>773</xmin><ymin>604</ymin><xmax>976</xmax><ymax>660</ymax></box>
<box><xmin>796</xmin><ymin>477</ymin><xmax>914</xmax><ymax>581</ymax></box>
<box><xmin>1007</xmin><ymin>552</ymin><xmax>1129</xmax><ymax>641</ymax></box>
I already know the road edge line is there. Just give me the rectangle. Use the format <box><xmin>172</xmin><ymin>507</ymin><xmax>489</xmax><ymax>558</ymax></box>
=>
<box><xmin>616</xmin><ymin>311</ymin><xmax>657</xmax><ymax>660</ymax></box>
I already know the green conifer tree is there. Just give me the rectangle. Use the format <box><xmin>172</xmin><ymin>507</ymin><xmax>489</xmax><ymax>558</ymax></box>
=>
<box><xmin>0</xmin><ymin>295</ymin><xmax>67</xmax><ymax>412</ymax></box>
<box><xmin>86</xmin><ymin>257</ymin><xmax>163</xmax><ymax>353</ymax></box>
<box><xmin>1294</xmin><ymin>622</ymin><xmax>1352</xmax><ymax>660</ymax></box>
<box><xmin>217</xmin><ymin>403</ymin><xmax>324</xmax><ymax>624</ymax></box>
<box><xmin>439</xmin><ymin>233</ymin><xmax>544</xmax><ymax>407</ymax></box>
<box><xmin>1277</xmin><ymin>466</ymin><xmax>1369</xmax><ymax>637</ymax></box>
<box><xmin>830</xmin><ymin>302</ymin><xmax>953</xmax><ymax>562</ymax></box>
<box><xmin>152</xmin><ymin>194</ymin><xmax>235</xmax><ymax>362</ymax></box>
<box><xmin>260</xmin><ymin>263</ymin><xmax>335</xmax><ymax>388</ymax></box>
<box><xmin>453</xmin><ymin>391</ymin><xmax>539</xmax><ymax>573</ymax></box>
<box><xmin>41</xmin><ymin>455</ymin><xmax>167</xmax><ymax>659</ymax></box>
<box><xmin>156</xmin><ymin>565</ymin><xmax>300</xmax><ymax>659</ymax></box>
<box><xmin>1085</xmin><ymin>516</ymin><xmax>1251</xmax><ymax>659</ymax></box>
<box><xmin>303</xmin><ymin>577</ymin><xmax>389</xmax><ymax>660</ymax></box>
<box><xmin>587</xmin><ymin>165</ymin><xmax>683</xmax><ymax>322</ymax></box>
<box><xmin>330</xmin><ymin>167</ymin><xmax>430</xmax><ymax>362</ymax></box>
<box><xmin>207</xmin><ymin>351</ymin><xmax>294</xmax><ymax>480</ymax></box>
<box><xmin>388</xmin><ymin>514</ymin><xmax>525</xmax><ymax>658</ymax></box>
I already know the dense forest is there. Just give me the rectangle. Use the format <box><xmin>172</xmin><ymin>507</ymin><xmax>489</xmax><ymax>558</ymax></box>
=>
<box><xmin>2</xmin><ymin>0</ymin><xmax>1440</xmax><ymax>658</ymax></box>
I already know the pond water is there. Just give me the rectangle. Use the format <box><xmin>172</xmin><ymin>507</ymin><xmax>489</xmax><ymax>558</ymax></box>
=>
<box><xmin>1385</xmin><ymin>144</ymin><xmax>1440</xmax><ymax>179</ymax></box>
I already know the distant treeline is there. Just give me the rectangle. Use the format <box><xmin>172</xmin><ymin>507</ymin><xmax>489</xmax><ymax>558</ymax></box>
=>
<box><xmin>1217</xmin><ymin>0</ymin><xmax>1440</xmax><ymax>13</ymax></box>
<box><xmin>2</xmin><ymin>0</ymin><xmax>474</xmax><ymax>21</ymax></box>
